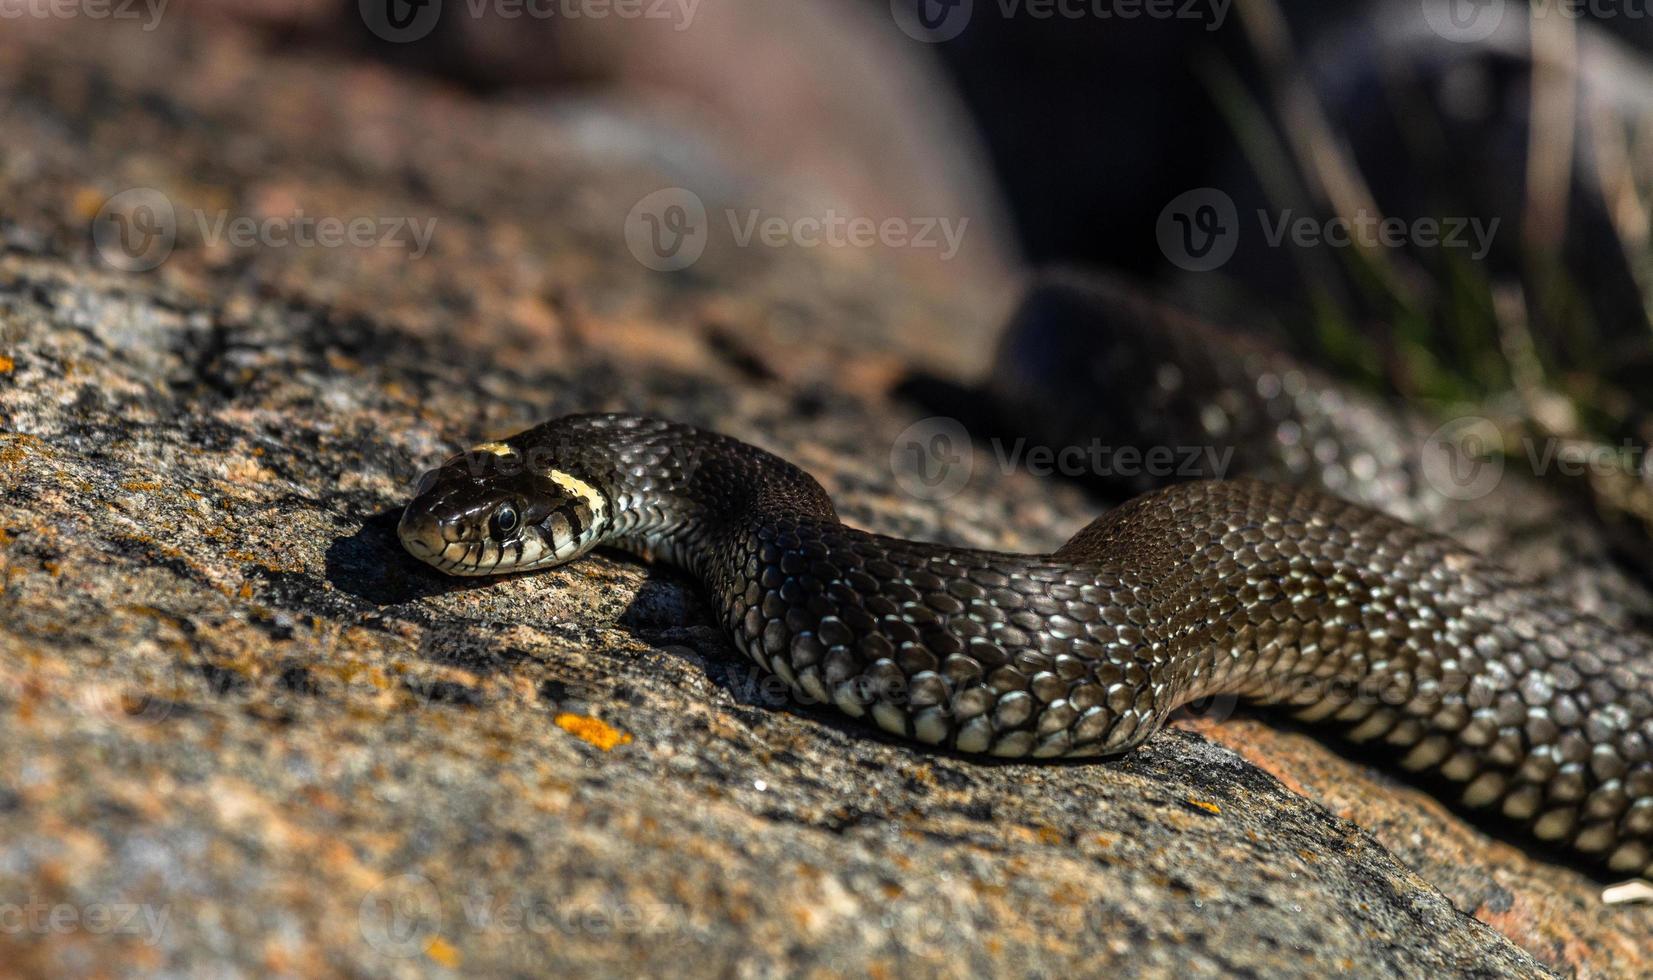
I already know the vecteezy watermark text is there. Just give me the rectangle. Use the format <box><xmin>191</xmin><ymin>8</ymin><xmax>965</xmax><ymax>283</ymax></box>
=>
<box><xmin>0</xmin><ymin>900</ymin><xmax>171</xmax><ymax>946</ymax></box>
<box><xmin>468</xmin><ymin>0</ymin><xmax>698</xmax><ymax>26</ymax></box>
<box><xmin>890</xmin><ymin>0</ymin><xmax>1231</xmax><ymax>43</ymax></box>
<box><xmin>727</xmin><ymin>209</ymin><xmax>968</xmax><ymax>260</ymax></box>
<box><xmin>990</xmin><ymin>438</ymin><xmax>1231</xmax><ymax>481</ymax></box>
<box><xmin>359</xmin><ymin>0</ymin><xmax>699</xmax><ymax>43</ymax></box>
<box><xmin>424</xmin><ymin>439</ymin><xmax>706</xmax><ymax>487</ymax></box>
<box><xmin>359</xmin><ymin>874</ymin><xmax>690</xmax><ymax>959</ymax></box>
<box><xmin>624</xmin><ymin>187</ymin><xmax>969</xmax><ymax>272</ymax></box>
<box><xmin>887</xmin><ymin>417</ymin><xmax>1235</xmax><ymax>502</ymax></box>
<box><xmin>1157</xmin><ymin>188</ymin><xmax>1499</xmax><ymax>272</ymax></box>
<box><xmin>456</xmin><ymin>892</ymin><xmax>687</xmax><ymax>937</ymax></box>
<box><xmin>91</xmin><ymin>188</ymin><xmax>438</xmax><ymax>272</ymax></box>
<box><xmin>194</xmin><ymin>211</ymin><xmax>437</xmax><ymax>257</ymax></box>
<box><xmin>1255</xmin><ymin>210</ymin><xmax>1498</xmax><ymax>259</ymax></box>
<box><xmin>1423</xmin><ymin>415</ymin><xmax>1653</xmax><ymax>500</ymax></box>
<box><xmin>724</xmin><ymin>636</ymin><xmax>1505</xmax><ymax>730</ymax></box>
<box><xmin>0</xmin><ymin>0</ymin><xmax>166</xmax><ymax>29</ymax></box>
<box><xmin>1422</xmin><ymin>0</ymin><xmax>1653</xmax><ymax>45</ymax></box>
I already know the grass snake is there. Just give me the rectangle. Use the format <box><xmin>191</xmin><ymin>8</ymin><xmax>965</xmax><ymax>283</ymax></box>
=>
<box><xmin>398</xmin><ymin>275</ymin><xmax>1653</xmax><ymax>882</ymax></box>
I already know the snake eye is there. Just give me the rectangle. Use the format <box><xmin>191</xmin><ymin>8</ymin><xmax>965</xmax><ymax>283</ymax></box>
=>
<box><xmin>490</xmin><ymin>504</ymin><xmax>519</xmax><ymax>538</ymax></box>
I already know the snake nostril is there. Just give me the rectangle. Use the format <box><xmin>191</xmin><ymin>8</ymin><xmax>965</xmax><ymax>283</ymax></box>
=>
<box><xmin>397</xmin><ymin>511</ymin><xmax>444</xmax><ymax>555</ymax></box>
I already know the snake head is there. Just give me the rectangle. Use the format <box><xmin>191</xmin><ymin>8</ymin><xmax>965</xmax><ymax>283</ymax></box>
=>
<box><xmin>398</xmin><ymin>441</ymin><xmax>608</xmax><ymax>575</ymax></box>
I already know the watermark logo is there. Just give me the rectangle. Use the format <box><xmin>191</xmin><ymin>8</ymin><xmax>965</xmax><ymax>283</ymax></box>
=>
<box><xmin>891</xmin><ymin>416</ymin><xmax>974</xmax><ymax>502</ymax></box>
<box><xmin>1156</xmin><ymin>187</ymin><xmax>1500</xmax><ymax>271</ymax></box>
<box><xmin>1419</xmin><ymin>417</ymin><xmax>1653</xmax><ymax>502</ymax></box>
<box><xmin>624</xmin><ymin>188</ymin><xmax>969</xmax><ymax>271</ymax></box>
<box><xmin>196</xmin><ymin>210</ymin><xmax>437</xmax><ymax>256</ymax></box>
<box><xmin>892</xmin><ymin>0</ymin><xmax>1229</xmax><ymax>41</ymax></box>
<box><xmin>484</xmin><ymin>0</ymin><xmax>698</xmax><ymax>27</ymax></box>
<box><xmin>891</xmin><ymin>0</ymin><xmax>973</xmax><ymax>41</ymax></box>
<box><xmin>1255</xmin><ymin>209</ymin><xmax>1499</xmax><ymax>258</ymax></box>
<box><xmin>82</xmin><ymin>650</ymin><xmax>181</xmax><ymax>727</ymax></box>
<box><xmin>92</xmin><ymin>188</ymin><xmax>177</xmax><ymax>273</ymax></box>
<box><xmin>1157</xmin><ymin>187</ymin><xmax>1239</xmax><ymax>272</ymax></box>
<box><xmin>992</xmin><ymin>438</ymin><xmax>1232</xmax><ymax>481</ymax></box>
<box><xmin>624</xmin><ymin>187</ymin><xmax>709</xmax><ymax>272</ymax></box>
<box><xmin>443</xmin><ymin>439</ymin><xmax>707</xmax><ymax>487</ymax></box>
<box><xmin>0</xmin><ymin>900</ymin><xmax>170</xmax><ymax>946</ymax></box>
<box><xmin>1421</xmin><ymin>416</ymin><xmax>1505</xmax><ymax>501</ymax></box>
<box><xmin>91</xmin><ymin>189</ymin><xmax>439</xmax><ymax>272</ymax></box>
<box><xmin>360</xmin><ymin>0</ymin><xmax>444</xmax><ymax>43</ymax></box>
<box><xmin>888</xmin><ymin>423</ymin><xmax>1236</xmax><ymax>502</ymax></box>
<box><xmin>0</xmin><ymin>0</ymin><xmax>168</xmax><ymax>29</ymax></box>
<box><xmin>727</xmin><ymin>210</ymin><xmax>968</xmax><ymax>260</ymax></box>
<box><xmin>1421</xmin><ymin>0</ymin><xmax>1505</xmax><ymax>43</ymax></box>
<box><xmin>359</xmin><ymin>874</ymin><xmax>692</xmax><ymax>958</ymax></box>
<box><xmin>361</xmin><ymin>0</ymin><xmax>700</xmax><ymax>41</ymax></box>
<box><xmin>1169</xmin><ymin>691</ymin><xmax>1239</xmax><ymax>726</ymax></box>
<box><xmin>360</xmin><ymin>873</ymin><xmax>444</xmax><ymax>958</ymax></box>
<box><xmin>456</xmin><ymin>892</ymin><xmax>689</xmax><ymax>939</ymax></box>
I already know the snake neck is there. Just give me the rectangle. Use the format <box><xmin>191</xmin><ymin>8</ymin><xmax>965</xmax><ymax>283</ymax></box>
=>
<box><xmin>525</xmin><ymin>414</ymin><xmax>839</xmax><ymax>580</ymax></box>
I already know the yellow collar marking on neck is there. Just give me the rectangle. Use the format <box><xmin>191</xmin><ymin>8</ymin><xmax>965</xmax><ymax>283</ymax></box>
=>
<box><xmin>547</xmin><ymin>468</ymin><xmax>606</xmax><ymax>518</ymax></box>
<box><xmin>470</xmin><ymin>442</ymin><xmax>516</xmax><ymax>457</ymax></box>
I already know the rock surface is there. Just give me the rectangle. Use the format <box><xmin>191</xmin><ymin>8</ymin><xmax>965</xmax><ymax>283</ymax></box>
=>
<box><xmin>0</xmin><ymin>16</ymin><xmax>1647</xmax><ymax>979</ymax></box>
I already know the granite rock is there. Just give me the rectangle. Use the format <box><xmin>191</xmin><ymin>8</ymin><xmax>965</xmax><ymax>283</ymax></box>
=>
<box><xmin>0</xmin><ymin>16</ymin><xmax>1645</xmax><ymax>979</ymax></box>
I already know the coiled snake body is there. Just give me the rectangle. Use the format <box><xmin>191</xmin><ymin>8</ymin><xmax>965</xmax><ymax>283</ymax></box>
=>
<box><xmin>401</xmin><ymin>412</ymin><xmax>1653</xmax><ymax>879</ymax></box>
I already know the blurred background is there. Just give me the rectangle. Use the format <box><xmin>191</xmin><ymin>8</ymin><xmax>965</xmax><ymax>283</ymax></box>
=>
<box><xmin>9</xmin><ymin>0</ymin><xmax>1653</xmax><ymax>523</ymax></box>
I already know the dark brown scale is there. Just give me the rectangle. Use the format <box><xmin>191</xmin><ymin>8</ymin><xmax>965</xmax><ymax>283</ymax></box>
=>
<box><xmin>487</xmin><ymin>413</ymin><xmax>1653</xmax><ymax>880</ymax></box>
<box><xmin>990</xmin><ymin>271</ymin><xmax>1653</xmax><ymax>626</ymax></box>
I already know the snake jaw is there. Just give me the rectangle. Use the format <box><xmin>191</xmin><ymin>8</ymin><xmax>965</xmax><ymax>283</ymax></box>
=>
<box><xmin>397</xmin><ymin>508</ymin><xmax>549</xmax><ymax>575</ymax></box>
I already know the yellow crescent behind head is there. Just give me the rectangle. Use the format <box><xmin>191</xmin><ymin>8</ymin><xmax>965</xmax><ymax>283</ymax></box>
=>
<box><xmin>546</xmin><ymin>468</ymin><xmax>607</xmax><ymax>521</ymax></box>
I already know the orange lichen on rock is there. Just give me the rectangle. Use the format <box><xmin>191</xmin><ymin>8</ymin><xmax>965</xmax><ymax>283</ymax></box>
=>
<box><xmin>0</xmin><ymin>433</ymin><xmax>41</xmax><ymax>467</ymax></box>
<box><xmin>554</xmin><ymin>712</ymin><xmax>633</xmax><ymax>751</ymax></box>
<box><xmin>424</xmin><ymin>937</ymin><xmax>462</xmax><ymax>968</ymax></box>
